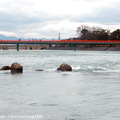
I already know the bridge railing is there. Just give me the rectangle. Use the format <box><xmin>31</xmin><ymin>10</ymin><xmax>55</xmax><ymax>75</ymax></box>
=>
<box><xmin>0</xmin><ymin>39</ymin><xmax>120</xmax><ymax>43</ymax></box>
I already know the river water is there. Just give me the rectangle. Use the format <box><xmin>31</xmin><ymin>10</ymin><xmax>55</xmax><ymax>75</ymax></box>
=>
<box><xmin>0</xmin><ymin>50</ymin><xmax>120</xmax><ymax>120</ymax></box>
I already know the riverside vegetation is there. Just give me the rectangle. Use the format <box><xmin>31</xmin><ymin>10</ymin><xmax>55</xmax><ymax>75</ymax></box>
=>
<box><xmin>76</xmin><ymin>25</ymin><xmax>120</xmax><ymax>40</ymax></box>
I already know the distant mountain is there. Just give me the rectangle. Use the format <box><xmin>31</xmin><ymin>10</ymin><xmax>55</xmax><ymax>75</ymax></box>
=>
<box><xmin>0</xmin><ymin>34</ymin><xmax>52</xmax><ymax>40</ymax></box>
<box><xmin>0</xmin><ymin>34</ymin><xmax>19</xmax><ymax>40</ymax></box>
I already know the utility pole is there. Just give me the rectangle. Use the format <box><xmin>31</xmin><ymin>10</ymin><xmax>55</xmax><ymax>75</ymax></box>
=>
<box><xmin>58</xmin><ymin>33</ymin><xmax>61</xmax><ymax>40</ymax></box>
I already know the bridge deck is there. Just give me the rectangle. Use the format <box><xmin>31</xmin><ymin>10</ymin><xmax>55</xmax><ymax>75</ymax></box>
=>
<box><xmin>0</xmin><ymin>40</ymin><xmax>120</xmax><ymax>44</ymax></box>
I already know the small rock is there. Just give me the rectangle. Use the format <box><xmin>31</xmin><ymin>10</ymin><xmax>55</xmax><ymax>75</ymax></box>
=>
<box><xmin>0</xmin><ymin>66</ymin><xmax>11</xmax><ymax>70</ymax></box>
<box><xmin>35</xmin><ymin>69</ymin><xmax>44</xmax><ymax>71</ymax></box>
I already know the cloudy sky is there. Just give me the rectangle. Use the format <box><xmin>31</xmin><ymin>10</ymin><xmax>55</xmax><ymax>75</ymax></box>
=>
<box><xmin>0</xmin><ymin>0</ymin><xmax>120</xmax><ymax>39</ymax></box>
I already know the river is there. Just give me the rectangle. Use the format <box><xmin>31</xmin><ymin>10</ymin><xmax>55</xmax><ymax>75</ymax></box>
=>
<box><xmin>0</xmin><ymin>50</ymin><xmax>120</xmax><ymax>120</ymax></box>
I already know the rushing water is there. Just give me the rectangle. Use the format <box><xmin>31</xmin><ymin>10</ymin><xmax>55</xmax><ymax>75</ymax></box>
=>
<box><xmin>0</xmin><ymin>50</ymin><xmax>120</xmax><ymax>120</ymax></box>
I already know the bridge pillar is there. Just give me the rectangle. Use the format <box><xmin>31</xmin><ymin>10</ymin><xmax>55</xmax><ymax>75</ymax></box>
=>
<box><xmin>74</xmin><ymin>44</ymin><xmax>77</xmax><ymax>51</ymax></box>
<box><xmin>16</xmin><ymin>44</ymin><xmax>19</xmax><ymax>51</ymax></box>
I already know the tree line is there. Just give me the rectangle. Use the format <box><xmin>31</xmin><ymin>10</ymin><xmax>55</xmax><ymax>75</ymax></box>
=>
<box><xmin>76</xmin><ymin>25</ymin><xmax>120</xmax><ymax>40</ymax></box>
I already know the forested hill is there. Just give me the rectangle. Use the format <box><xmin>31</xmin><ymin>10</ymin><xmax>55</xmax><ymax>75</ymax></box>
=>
<box><xmin>76</xmin><ymin>25</ymin><xmax>120</xmax><ymax>40</ymax></box>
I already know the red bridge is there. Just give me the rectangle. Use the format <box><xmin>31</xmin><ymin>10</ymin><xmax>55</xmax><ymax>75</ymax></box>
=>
<box><xmin>0</xmin><ymin>39</ymin><xmax>120</xmax><ymax>51</ymax></box>
<box><xmin>0</xmin><ymin>39</ymin><xmax>120</xmax><ymax>44</ymax></box>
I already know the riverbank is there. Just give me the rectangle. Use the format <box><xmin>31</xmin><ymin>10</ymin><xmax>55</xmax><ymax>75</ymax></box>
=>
<box><xmin>1</xmin><ymin>45</ymin><xmax>120</xmax><ymax>51</ymax></box>
<box><xmin>45</xmin><ymin>46</ymin><xmax>120</xmax><ymax>51</ymax></box>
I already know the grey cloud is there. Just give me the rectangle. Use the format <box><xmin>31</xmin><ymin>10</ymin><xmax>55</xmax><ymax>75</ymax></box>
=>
<box><xmin>0</xmin><ymin>11</ymin><xmax>65</xmax><ymax>32</ymax></box>
<box><xmin>0</xmin><ymin>13</ymin><xmax>38</xmax><ymax>23</ymax></box>
<box><xmin>0</xmin><ymin>12</ymin><xmax>39</xmax><ymax>31</ymax></box>
<box><xmin>71</xmin><ymin>3</ymin><xmax>120</xmax><ymax>25</ymax></box>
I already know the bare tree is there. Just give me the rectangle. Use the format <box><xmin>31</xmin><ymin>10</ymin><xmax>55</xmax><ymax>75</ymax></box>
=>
<box><xmin>76</xmin><ymin>25</ymin><xmax>110</xmax><ymax>40</ymax></box>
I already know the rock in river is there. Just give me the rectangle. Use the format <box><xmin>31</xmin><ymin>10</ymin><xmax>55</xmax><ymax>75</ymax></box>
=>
<box><xmin>57</xmin><ymin>63</ymin><xmax>72</xmax><ymax>71</ymax></box>
<box><xmin>0</xmin><ymin>66</ymin><xmax>11</xmax><ymax>70</ymax></box>
<box><xmin>11</xmin><ymin>62</ymin><xmax>23</xmax><ymax>74</ymax></box>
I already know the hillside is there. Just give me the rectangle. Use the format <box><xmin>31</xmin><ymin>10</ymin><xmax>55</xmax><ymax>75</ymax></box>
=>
<box><xmin>0</xmin><ymin>34</ymin><xmax>50</xmax><ymax>40</ymax></box>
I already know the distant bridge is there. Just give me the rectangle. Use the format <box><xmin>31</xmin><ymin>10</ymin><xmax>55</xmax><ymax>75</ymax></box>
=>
<box><xmin>0</xmin><ymin>39</ymin><xmax>120</xmax><ymax>51</ymax></box>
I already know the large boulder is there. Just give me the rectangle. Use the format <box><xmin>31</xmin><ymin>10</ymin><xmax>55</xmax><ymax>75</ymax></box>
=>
<box><xmin>57</xmin><ymin>63</ymin><xmax>72</xmax><ymax>71</ymax></box>
<box><xmin>11</xmin><ymin>62</ymin><xmax>23</xmax><ymax>74</ymax></box>
<box><xmin>0</xmin><ymin>66</ymin><xmax>11</xmax><ymax>70</ymax></box>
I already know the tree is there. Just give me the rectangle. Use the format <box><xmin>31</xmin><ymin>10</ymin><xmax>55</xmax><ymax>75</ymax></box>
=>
<box><xmin>110</xmin><ymin>29</ymin><xmax>120</xmax><ymax>40</ymax></box>
<box><xmin>95</xmin><ymin>29</ymin><xmax>110</xmax><ymax>40</ymax></box>
<box><xmin>76</xmin><ymin>25</ymin><xmax>110</xmax><ymax>40</ymax></box>
<box><xmin>76</xmin><ymin>25</ymin><xmax>94</xmax><ymax>40</ymax></box>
